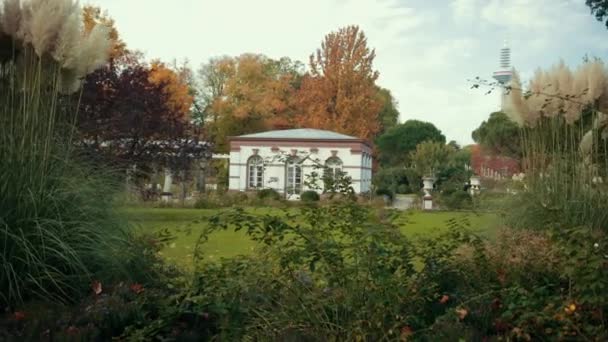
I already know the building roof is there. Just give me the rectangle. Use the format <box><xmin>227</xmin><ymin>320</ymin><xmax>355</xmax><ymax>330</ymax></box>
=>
<box><xmin>236</xmin><ymin>128</ymin><xmax>358</xmax><ymax>140</ymax></box>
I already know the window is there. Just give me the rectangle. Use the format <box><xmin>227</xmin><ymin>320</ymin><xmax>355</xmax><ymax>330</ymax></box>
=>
<box><xmin>324</xmin><ymin>157</ymin><xmax>343</xmax><ymax>180</ymax></box>
<box><xmin>286</xmin><ymin>157</ymin><xmax>302</xmax><ymax>195</ymax></box>
<box><xmin>247</xmin><ymin>155</ymin><xmax>264</xmax><ymax>189</ymax></box>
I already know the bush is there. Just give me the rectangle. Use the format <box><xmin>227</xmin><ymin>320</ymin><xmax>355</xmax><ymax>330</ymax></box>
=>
<box><xmin>375</xmin><ymin>188</ymin><xmax>394</xmax><ymax>202</ymax></box>
<box><xmin>439</xmin><ymin>189</ymin><xmax>473</xmax><ymax>210</ymax></box>
<box><xmin>300</xmin><ymin>190</ymin><xmax>320</xmax><ymax>202</ymax></box>
<box><xmin>373</xmin><ymin>167</ymin><xmax>418</xmax><ymax>195</ymax></box>
<box><xmin>396</xmin><ymin>184</ymin><xmax>411</xmax><ymax>194</ymax></box>
<box><xmin>256</xmin><ymin>188</ymin><xmax>282</xmax><ymax>201</ymax></box>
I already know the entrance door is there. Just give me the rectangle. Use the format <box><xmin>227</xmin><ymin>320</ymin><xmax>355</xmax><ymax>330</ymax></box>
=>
<box><xmin>285</xmin><ymin>158</ymin><xmax>302</xmax><ymax>198</ymax></box>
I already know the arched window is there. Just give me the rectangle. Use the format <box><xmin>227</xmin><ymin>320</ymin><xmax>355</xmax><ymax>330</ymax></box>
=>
<box><xmin>324</xmin><ymin>157</ymin><xmax>343</xmax><ymax>180</ymax></box>
<box><xmin>285</xmin><ymin>157</ymin><xmax>302</xmax><ymax>195</ymax></box>
<box><xmin>247</xmin><ymin>155</ymin><xmax>264</xmax><ymax>189</ymax></box>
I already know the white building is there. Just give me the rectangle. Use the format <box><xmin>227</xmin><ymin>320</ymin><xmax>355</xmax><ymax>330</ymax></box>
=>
<box><xmin>228</xmin><ymin>129</ymin><xmax>373</xmax><ymax>199</ymax></box>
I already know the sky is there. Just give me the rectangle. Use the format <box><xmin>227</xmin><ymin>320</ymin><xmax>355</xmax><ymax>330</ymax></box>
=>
<box><xmin>88</xmin><ymin>0</ymin><xmax>608</xmax><ymax>145</ymax></box>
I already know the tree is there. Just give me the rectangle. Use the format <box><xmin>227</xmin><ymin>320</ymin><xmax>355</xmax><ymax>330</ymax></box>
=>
<box><xmin>472</xmin><ymin>111</ymin><xmax>521</xmax><ymax>157</ymax></box>
<box><xmin>409</xmin><ymin>141</ymin><xmax>455</xmax><ymax>177</ymax></box>
<box><xmin>198</xmin><ymin>54</ymin><xmax>302</xmax><ymax>152</ymax></box>
<box><xmin>295</xmin><ymin>25</ymin><xmax>383</xmax><ymax>142</ymax></box>
<box><xmin>586</xmin><ymin>0</ymin><xmax>608</xmax><ymax>28</ymax></box>
<box><xmin>83</xmin><ymin>5</ymin><xmax>127</xmax><ymax>60</ymax></box>
<box><xmin>376</xmin><ymin>120</ymin><xmax>446</xmax><ymax>167</ymax></box>
<box><xmin>77</xmin><ymin>54</ymin><xmax>209</xmax><ymax>178</ymax></box>
<box><xmin>376</xmin><ymin>87</ymin><xmax>400</xmax><ymax>135</ymax></box>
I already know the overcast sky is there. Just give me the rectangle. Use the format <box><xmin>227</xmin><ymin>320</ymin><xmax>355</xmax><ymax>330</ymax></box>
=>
<box><xmin>88</xmin><ymin>0</ymin><xmax>608</xmax><ymax>144</ymax></box>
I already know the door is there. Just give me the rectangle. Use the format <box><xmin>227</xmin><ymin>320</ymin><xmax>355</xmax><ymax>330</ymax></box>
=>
<box><xmin>285</xmin><ymin>159</ymin><xmax>302</xmax><ymax>199</ymax></box>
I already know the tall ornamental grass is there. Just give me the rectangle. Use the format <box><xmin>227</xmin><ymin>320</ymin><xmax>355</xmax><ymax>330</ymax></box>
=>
<box><xmin>505</xmin><ymin>60</ymin><xmax>608</xmax><ymax>231</ymax></box>
<box><xmin>0</xmin><ymin>0</ymin><xmax>140</xmax><ymax>306</ymax></box>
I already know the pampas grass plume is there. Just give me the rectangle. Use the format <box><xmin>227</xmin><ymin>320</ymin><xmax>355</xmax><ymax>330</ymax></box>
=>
<box><xmin>1</xmin><ymin>0</ymin><xmax>22</xmax><ymax>38</ymax></box>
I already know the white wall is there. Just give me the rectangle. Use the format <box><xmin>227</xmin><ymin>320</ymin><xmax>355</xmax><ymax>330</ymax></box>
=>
<box><xmin>229</xmin><ymin>143</ymin><xmax>371</xmax><ymax>196</ymax></box>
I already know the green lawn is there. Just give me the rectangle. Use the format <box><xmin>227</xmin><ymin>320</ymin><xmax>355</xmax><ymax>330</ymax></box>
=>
<box><xmin>124</xmin><ymin>207</ymin><xmax>501</xmax><ymax>268</ymax></box>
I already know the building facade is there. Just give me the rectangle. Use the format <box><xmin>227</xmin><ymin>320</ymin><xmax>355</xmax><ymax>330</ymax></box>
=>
<box><xmin>228</xmin><ymin>129</ymin><xmax>373</xmax><ymax>199</ymax></box>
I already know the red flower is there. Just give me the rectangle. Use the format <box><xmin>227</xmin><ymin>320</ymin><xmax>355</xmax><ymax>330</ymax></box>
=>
<box><xmin>66</xmin><ymin>326</ymin><xmax>79</xmax><ymax>335</ymax></box>
<box><xmin>130</xmin><ymin>283</ymin><xmax>144</xmax><ymax>294</ymax></box>
<box><xmin>439</xmin><ymin>295</ymin><xmax>450</xmax><ymax>304</ymax></box>
<box><xmin>13</xmin><ymin>311</ymin><xmax>25</xmax><ymax>321</ymax></box>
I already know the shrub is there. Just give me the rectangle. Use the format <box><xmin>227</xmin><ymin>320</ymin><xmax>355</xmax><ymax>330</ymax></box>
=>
<box><xmin>396</xmin><ymin>184</ymin><xmax>411</xmax><ymax>194</ymax></box>
<box><xmin>0</xmin><ymin>2</ymin><xmax>145</xmax><ymax>307</ymax></box>
<box><xmin>256</xmin><ymin>188</ymin><xmax>282</xmax><ymax>200</ymax></box>
<box><xmin>375</xmin><ymin>188</ymin><xmax>394</xmax><ymax>202</ymax></box>
<box><xmin>300</xmin><ymin>190</ymin><xmax>320</xmax><ymax>202</ymax></box>
<box><xmin>373</xmin><ymin>167</ymin><xmax>418</xmax><ymax>194</ymax></box>
<box><xmin>439</xmin><ymin>189</ymin><xmax>473</xmax><ymax>210</ymax></box>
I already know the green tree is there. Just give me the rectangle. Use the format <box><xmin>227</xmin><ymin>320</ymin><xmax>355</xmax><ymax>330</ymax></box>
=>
<box><xmin>472</xmin><ymin>111</ymin><xmax>521</xmax><ymax>157</ymax></box>
<box><xmin>376</xmin><ymin>87</ymin><xmax>399</xmax><ymax>135</ymax></box>
<box><xmin>586</xmin><ymin>0</ymin><xmax>608</xmax><ymax>28</ymax></box>
<box><xmin>376</xmin><ymin>120</ymin><xmax>446</xmax><ymax>167</ymax></box>
<box><xmin>409</xmin><ymin>141</ymin><xmax>455</xmax><ymax>177</ymax></box>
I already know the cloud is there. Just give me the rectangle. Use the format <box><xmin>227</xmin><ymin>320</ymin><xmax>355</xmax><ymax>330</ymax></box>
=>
<box><xmin>451</xmin><ymin>0</ymin><xmax>479</xmax><ymax>23</ymax></box>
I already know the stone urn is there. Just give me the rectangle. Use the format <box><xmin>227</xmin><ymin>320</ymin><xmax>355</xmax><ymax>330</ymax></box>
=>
<box><xmin>469</xmin><ymin>175</ymin><xmax>481</xmax><ymax>196</ymax></box>
<box><xmin>422</xmin><ymin>177</ymin><xmax>435</xmax><ymax>210</ymax></box>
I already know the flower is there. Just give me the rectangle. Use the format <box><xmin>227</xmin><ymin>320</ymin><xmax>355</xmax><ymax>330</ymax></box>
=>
<box><xmin>594</xmin><ymin>242</ymin><xmax>600</xmax><ymax>249</ymax></box>
<box><xmin>439</xmin><ymin>295</ymin><xmax>450</xmax><ymax>304</ymax></box>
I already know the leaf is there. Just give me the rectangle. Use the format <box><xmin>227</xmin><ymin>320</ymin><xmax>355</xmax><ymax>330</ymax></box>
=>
<box><xmin>455</xmin><ymin>308</ymin><xmax>468</xmax><ymax>320</ymax></box>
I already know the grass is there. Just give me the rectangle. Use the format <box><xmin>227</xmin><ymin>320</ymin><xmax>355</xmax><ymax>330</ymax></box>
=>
<box><xmin>124</xmin><ymin>207</ymin><xmax>501</xmax><ymax>269</ymax></box>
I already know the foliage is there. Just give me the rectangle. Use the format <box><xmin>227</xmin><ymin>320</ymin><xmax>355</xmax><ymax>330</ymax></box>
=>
<box><xmin>376</xmin><ymin>120</ymin><xmax>446</xmax><ymax>167</ymax></box>
<box><xmin>300</xmin><ymin>190</ymin><xmax>320</xmax><ymax>202</ymax></box>
<box><xmin>83</xmin><ymin>5</ymin><xmax>127</xmax><ymax>60</ymax></box>
<box><xmin>438</xmin><ymin>188</ymin><xmax>473</xmax><ymax>210</ymax></box>
<box><xmin>375</xmin><ymin>188</ymin><xmax>394</xmax><ymax>202</ymax></box>
<box><xmin>78</xmin><ymin>53</ymin><xmax>211</xmax><ymax>180</ymax></box>
<box><xmin>373</xmin><ymin>167</ymin><xmax>419</xmax><ymax>195</ymax></box>
<box><xmin>256</xmin><ymin>188</ymin><xmax>282</xmax><ymax>201</ymax></box>
<box><xmin>198</xmin><ymin>201</ymin><xmax>421</xmax><ymax>340</ymax></box>
<box><xmin>504</xmin><ymin>60</ymin><xmax>608</xmax><ymax>231</ymax></box>
<box><xmin>586</xmin><ymin>0</ymin><xmax>608</xmax><ymax>29</ymax></box>
<box><xmin>295</xmin><ymin>25</ymin><xmax>383</xmax><ymax>142</ymax></box>
<box><xmin>0</xmin><ymin>0</ymin><xmax>152</xmax><ymax>307</ymax></box>
<box><xmin>409</xmin><ymin>140</ymin><xmax>456</xmax><ymax>177</ymax></box>
<box><xmin>198</xmin><ymin>54</ymin><xmax>303</xmax><ymax>151</ymax></box>
<box><xmin>472</xmin><ymin>111</ymin><xmax>521</xmax><ymax>158</ymax></box>
<box><xmin>376</xmin><ymin>87</ymin><xmax>400</xmax><ymax>134</ymax></box>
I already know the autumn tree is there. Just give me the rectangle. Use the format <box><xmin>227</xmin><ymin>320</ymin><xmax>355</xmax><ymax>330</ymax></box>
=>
<box><xmin>295</xmin><ymin>25</ymin><xmax>383</xmax><ymax>141</ymax></box>
<box><xmin>198</xmin><ymin>54</ymin><xmax>303</xmax><ymax>151</ymax></box>
<box><xmin>83</xmin><ymin>5</ymin><xmax>127</xmax><ymax>60</ymax></box>
<box><xmin>77</xmin><ymin>53</ymin><xmax>208</xmax><ymax>180</ymax></box>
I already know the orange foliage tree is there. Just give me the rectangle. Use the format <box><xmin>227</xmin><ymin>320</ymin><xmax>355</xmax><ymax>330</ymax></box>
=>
<box><xmin>199</xmin><ymin>54</ymin><xmax>302</xmax><ymax>151</ymax></box>
<box><xmin>83</xmin><ymin>5</ymin><xmax>127</xmax><ymax>60</ymax></box>
<box><xmin>149</xmin><ymin>61</ymin><xmax>194</xmax><ymax>120</ymax></box>
<box><xmin>295</xmin><ymin>25</ymin><xmax>383</xmax><ymax>142</ymax></box>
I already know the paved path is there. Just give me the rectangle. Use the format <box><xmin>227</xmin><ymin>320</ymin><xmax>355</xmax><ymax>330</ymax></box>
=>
<box><xmin>392</xmin><ymin>194</ymin><xmax>417</xmax><ymax>210</ymax></box>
